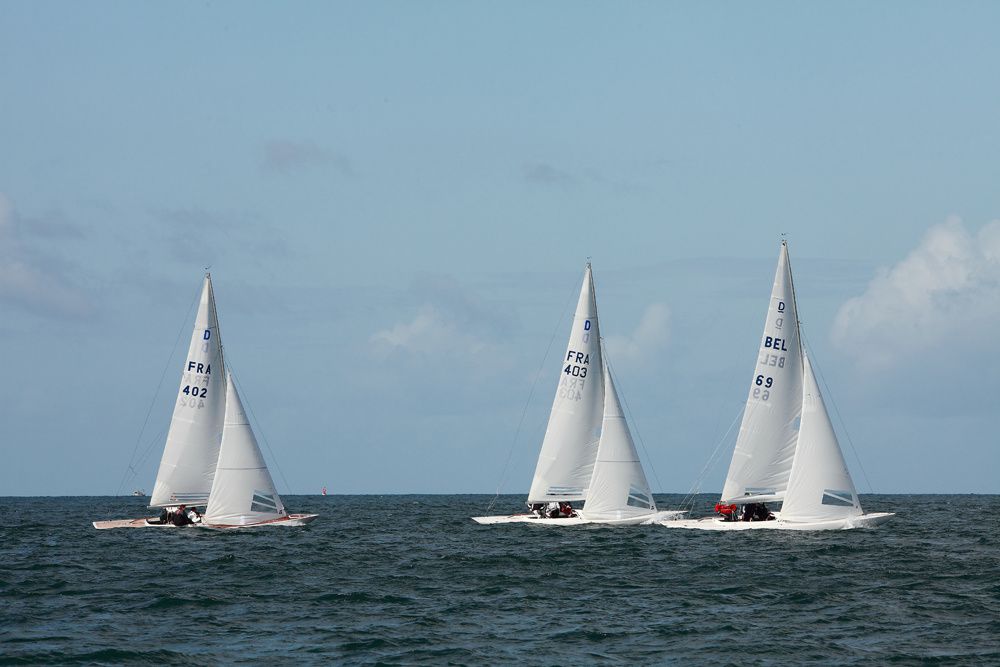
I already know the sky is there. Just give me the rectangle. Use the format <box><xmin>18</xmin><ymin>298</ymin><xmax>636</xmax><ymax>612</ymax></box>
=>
<box><xmin>2</xmin><ymin>2</ymin><xmax>999</xmax><ymax>496</ymax></box>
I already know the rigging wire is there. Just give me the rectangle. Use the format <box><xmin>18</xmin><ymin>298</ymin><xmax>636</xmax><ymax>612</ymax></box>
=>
<box><xmin>114</xmin><ymin>282</ymin><xmax>202</xmax><ymax>501</ymax></box>
<box><xmin>800</xmin><ymin>330</ymin><xmax>875</xmax><ymax>494</ymax></box>
<box><xmin>677</xmin><ymin>405</ymin><xmax>744</xmax><ymax>513</ymax></box>
<box><xmin>486</xmin><ymin>271</ymin><xmax>581</xmax><ymax>513</ymax></box>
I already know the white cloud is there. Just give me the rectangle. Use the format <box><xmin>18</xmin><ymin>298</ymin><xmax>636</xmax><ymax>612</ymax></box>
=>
<box><xmin>371</xmin><ymin>304</ymin><xmax>496</xmax><ymax>362</ymax></box>
<box><xmin>832</xmin><ymin>217</ymin><xmax>1000</xmax><ymax>369</ymax></box>
<box><xmin>369</xmin><ymin>275</ymin><xmax>512</xmax><ymax>376</ymax></box>
<box><xmin>604</xmin><ymin>302</ymin><xmax>671</xmax><ymax>370</ymax></box>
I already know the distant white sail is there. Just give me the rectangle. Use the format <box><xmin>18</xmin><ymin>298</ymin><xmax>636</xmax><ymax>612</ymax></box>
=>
<box><xmin>204</xmin><ymin>372</ymin><xmax>286</xmax><ymax>526</ymax></box>
<box><xmin>721</xmin><ymin>242</ymin><xmax>803</xmax><ymax>503</ymax></box>
<box><xmin>527</xmin><ymin>264</ymin><xmax>605</xmax><ymax>503</ymax></box>
<box><xmin>579</xmin><ymin>360</ymin><xmax>656</xmax><ymax>521</ymax></box>
<box><xmin>150</xmin><ymin>274</ymin><xmax>227</xmax><ymax>507</ymax></box>
<box><xmin>779</xmin><ymin>352</ymin><xmax>862</xmax><ymax>522</ymax></box>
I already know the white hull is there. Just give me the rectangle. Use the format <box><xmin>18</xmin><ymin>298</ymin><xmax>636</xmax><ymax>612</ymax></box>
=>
<box><xmin>472</xmin><ymin>510</ymin><xmax>684</xmax><ymax>526</ymax></box>
<box><xmin>93</xmin><ymin>513</ymin><xmax>319</xmax><ymax>530</ymax></box>
<box><xmin>658</xmin><ymin>511</ymin><xmax>894</xmax><ymax>531</ymax></box>
<box><xmin>201</xmin><ymin>513</ymin><xmax>319</xmax><ymax>529</ymax></box>
<box><xmin>93</xmin><ymin>517</ymin><xmax>179</xmax><ymax>530</ymax></box>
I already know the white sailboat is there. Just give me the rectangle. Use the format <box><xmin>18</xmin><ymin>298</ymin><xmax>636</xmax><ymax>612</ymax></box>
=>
<box><xmin>662</xmin><ymin>241</ymin><xmax>893</xmax><ymax>531</ymax></box>
<box><xmin>93</xmin><ymin>274</ymin><xmax>318</xmax><ymax>530</ymax></box>
<box><xmin>473</xmin><ymin>263</ymin><xmax>678</xmax><ymax>526</ymax></box>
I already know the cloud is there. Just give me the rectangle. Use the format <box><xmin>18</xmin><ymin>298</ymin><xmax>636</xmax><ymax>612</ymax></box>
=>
<box><xmin>369</xmin><ymin>274</ymin><xmax>512</xmax><ymax>374</ymax></box>
<box><xmin>523</xmin><ymin>161</ymin><xmax>576</xmax><ymax>187</ymax></box>
<box><xmin>0</xmin><ymin>194</ymin><xmax>94</xmax><ymax>318</ymax></box>
<box><xmin>832</xmin><ymin>217</ymin><xmax>1000</xmax><ymax>369</ymax></box>
<box><xmin>604</xmin><ymin>302</ymin><xmax>671</xmax><ymax>370</ymax></box>
<box><xmin>261</xmin><ymin>140</ymin><xmax>353</xmax><ymax>176</ymax></box>
<box><xmin>147</xmin><ymin>206</ymin><xmax>290</xmax><ymax>263</ymax></box>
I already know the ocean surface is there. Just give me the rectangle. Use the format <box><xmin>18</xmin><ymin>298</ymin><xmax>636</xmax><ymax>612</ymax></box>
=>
<box><xmin>1</xmin><ymin>494</ymin><xmax>998</xmax><ymax>665</ymax></box>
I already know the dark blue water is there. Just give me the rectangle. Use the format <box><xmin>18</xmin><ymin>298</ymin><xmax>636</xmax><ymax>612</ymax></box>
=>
<box><xmin>1</xmin><ymin>495</ymin><xmax>998</xmax><ymax>665</ymax></box>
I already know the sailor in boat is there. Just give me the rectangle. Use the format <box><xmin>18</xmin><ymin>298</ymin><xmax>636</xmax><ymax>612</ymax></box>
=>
<box><xmin>739</xmin><ymin>502</ymin><xmax>775</xmax><ymax>522</ymax></box>
<box><xmin>539</xmin><ymin>501</ymin><xmax>578</xmax><ymax>518</ymax></box>
<box><xmin>146</xmin><ymin>505</ymin><xmax>178</xmax><ymax>526</ymax></box>
<box><xmin>714</xmin><ymin>502</ymin><xmax>737</xmax><ymax>521</ymax></box>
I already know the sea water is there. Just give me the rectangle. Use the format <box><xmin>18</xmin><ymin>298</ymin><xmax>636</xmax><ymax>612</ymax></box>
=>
<box><xmin>1</xmin><ymin>494</ymin><xmax>998</xmax><ymax>665</ymax></box>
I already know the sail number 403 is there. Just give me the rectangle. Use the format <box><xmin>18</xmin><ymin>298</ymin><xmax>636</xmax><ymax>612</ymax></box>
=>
<box><xmin>563</xmin><ymin>364</ymin><xmax>588</xmax><ymax>378</ymax></box>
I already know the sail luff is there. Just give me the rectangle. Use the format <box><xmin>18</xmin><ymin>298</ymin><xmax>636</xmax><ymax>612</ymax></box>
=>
<box><xmin>527</xmin><ymin>263</ymin><xmax>605</xmax><ymax>503</ymax></box>
<box><xmin>721</xmin><ymin>241</ymin><xmax>804</xmax><ymax>503</ymax></box>
<box><xmin>149</xmin><ymin>274</ymin><xmax>227</xmax><ymax>508</ymax></box>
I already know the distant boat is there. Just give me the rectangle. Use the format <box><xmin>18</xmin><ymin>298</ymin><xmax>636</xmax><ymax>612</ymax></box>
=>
<box><xmin>473</xmin><ymin>263</ymin><xmax>681</xmax><ymax>526</ymax></box>
<box><xmin>131</xmin><ymin>489</ymin><xmax>145</xmax><ymax>497</ymax></box>
<box><xmin>321</xmin><ymin>486</ymin><xmax>327</xmax><ymax>496</ymax></box>
<box><xmin>94</xmin><ymin>274</ymin><xmax>318</xmax><ymax>530</ymax></box>
<box><xmin>661</xmin><ymin>241</ymin><xmax>893</xmax><ymax>531</ymax></box>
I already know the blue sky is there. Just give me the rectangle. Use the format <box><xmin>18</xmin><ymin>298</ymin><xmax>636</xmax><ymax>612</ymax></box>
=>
<box><xmin>2</xmin><ymin>2</ymin><xmax>999</xmax><ymax>495</ymax></box>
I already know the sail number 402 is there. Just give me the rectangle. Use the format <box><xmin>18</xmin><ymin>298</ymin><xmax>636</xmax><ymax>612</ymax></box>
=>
<box><xmin>182</xmin><ymin>385</ymin><xmax>207</xmax><ymax>398</ymax></box>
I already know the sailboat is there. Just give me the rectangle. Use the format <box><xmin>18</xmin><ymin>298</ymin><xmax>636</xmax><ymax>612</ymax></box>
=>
<box><xmin>662</xmin><ymin>241</ymin><xmax>893</xmax><ymax>531</ymax></box>
<box><xmin>93</xmin><ymin>274</ymin><xmax>318</xmax><ymax>530</ymax></box>
<box><xmin>473</xmin><ymin>263</ymin><xmax>679</xmax><ymax>526</ymax></box>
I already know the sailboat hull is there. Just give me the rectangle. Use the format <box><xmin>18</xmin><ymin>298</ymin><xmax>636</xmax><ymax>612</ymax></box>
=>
<box><xmin>472</xmin><ymin>510</ymin><xmax>684</xmax><ymax>526</ymax></box>
<box><xmin>200</xmin><ymin>513</ymin><xmax>320</xmax><ymax>529</ymax></box>
<box><xmin>658</xmin><ymin>511</ymin><xmax>894</xmax><ymax>531</ymax></box>
<box><xmin>93</xmin><ymin>518</ymin><xmax>181</xmax><ymax>530</ymax></box>
<box><xmin>93</xmin><ymin>513</ymin><xmax>319</xmax><ymax>530</ymax></box>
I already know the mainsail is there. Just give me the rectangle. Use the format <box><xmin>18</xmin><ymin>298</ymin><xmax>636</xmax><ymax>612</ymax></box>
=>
<box><xmin>579</xmin><ymin>359</ymin><xmax>656</xmax><ymax>521</ymax></box>
<box><xmin>527</xmin><ymin>263</ymin><xmax>605</xmax><ymax>503</ymax></box>
<box><xmin>150</xmin><ymin>274</ymin><xmax>227</xmax><ymax>507</ymax></box>
<box><xmin>204</xmin><ymin>372</ymin><xmax>286</xmax><ymax>526</ymax></box>
<box><xmin>779</xmin><ymin>352</ymin><xmax>862</xmax><ymax>522</ymax></box>
<box><xmin>721</xmin><ymin>241</ymin><xmax>803</xmax><ymax>503</ymax></box>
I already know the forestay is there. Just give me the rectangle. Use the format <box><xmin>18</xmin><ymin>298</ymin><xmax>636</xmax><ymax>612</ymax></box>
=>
<box><xmin>579</xmin><ymin>360</ymin><xmax>656</xmax><ymax>521</ymax></box>
<box><xmin>721</xmin><ymin>242</ymin><xmax>803</xmax><ymax>503</ymax></box>
<box><xmin>150</xmin><ymin>274</ymin><xmax>227</xmax><ymax>508</ymax></box>
<box><xmin>779</xmin><ymin>353</ymin><xmax>863</xmax><ymax>522</ymax></box>
<box><xmin>204</xmin><ymin>372</ymin><xmax>286</xmax><ymax>526</ymax></box>
<box><xmin>527</xmin><ymin>264</ymin><xmax>605</xmax><ymax>503</ymax></box>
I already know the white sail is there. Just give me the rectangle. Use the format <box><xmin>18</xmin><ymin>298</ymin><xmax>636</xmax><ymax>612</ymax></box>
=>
<box><xmin>204</xmin><ymin>372</ymin><xmax>286</xmax><ymax>526</ymax></box>
<box><xmin>721</xmin><ymin>241</ymin><xmax>803</xmax><ymax>503</ymax></box>
<box><xmin>779</xmin><ymin>352</ymin><xmax>862</xmax><ymax>522</ymax></box>
<box><xmin>527</xmin><ymin>263</ymin><xmax>605</xmax><ymax>503</ymax></box>
<box><xmin>150</xmin><ymin>274</ymin><xmax>227</xmax><ymax>507</ymax></box>
<box><xmin>579</xmin><ymin>360</ymin><xmax>656</xmax><ymax>521</ymax></box>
